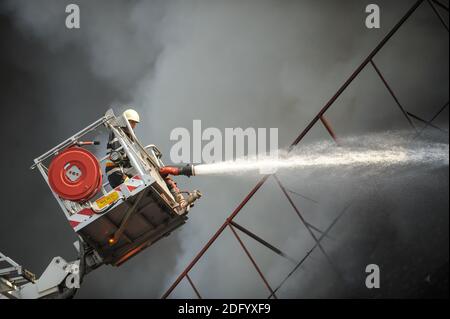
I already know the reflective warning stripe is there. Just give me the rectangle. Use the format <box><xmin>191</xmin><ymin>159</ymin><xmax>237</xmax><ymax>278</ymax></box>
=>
<box><xmin>68</xmin><ymin>208</ymin><xmax>94</xmax><ymax>229</ymax></box>
<box><xmin>125</xmin><ymin>175</ymin><xmax>144</xmax><ymax>193</ymax></box>
<box><xmin>68</xmin><ymin>175</ymin><xmax>147</xmax><ymax>231</ymax></box>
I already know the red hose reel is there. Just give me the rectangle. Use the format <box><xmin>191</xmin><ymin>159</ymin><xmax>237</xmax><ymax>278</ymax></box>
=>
<box><xmin>48</xmin><ymin>147</ymin><xmax>102</xmax><ymax>202</ymax></box>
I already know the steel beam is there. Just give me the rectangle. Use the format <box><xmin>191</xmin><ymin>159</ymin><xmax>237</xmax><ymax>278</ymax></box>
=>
<box><xmin>267</xmin><ymin>203</ymin><xmax>351</xmax><ymax>298</ymax></box>
<box><xmin>289</xmin><ymin>0</ymin><xmax>424</xmax><ymax>151</ymax></box>
<box><xmin>287</xmin><ymin>189</ymin><xmax>318</xmax><ymax>204</ymax></box>
<box><xmin>320</xmin><ymin>115</ymin><xmax>340</xmax><ymax>144</ymax></box>
<box><xmin>370</xmin><ymin>60</ymin><xmax>416</xmax><ymax>131</ymax></box>
<box><xmin>415</xmin><ymin>101</ymin><xmax>449</xmax><ymax>138</ymax></box>
<box><xmin>161</xmin><ymin>175</ymin><xmax>271</xmax><ymax>298</ymax></box>
<box><xmin>432</xmin><ymin>0</ymin><xmax>449</xmax><ymax>11</ymax></box>
<box><xmin>228</xmin><ymin>224</ymin><xmax>277</xmax><ymax>299</ymax></box>
<box><xmin>186</xmin><ymin>274</ymin><xmax>202</xmax><ymax>299</ymax></box>
<box><xmin>161</xmin><ymin>0</ymin><xmax>429</xmax><ymax>298</ymax></box>
<box><xmin>230</xmin><ymin>221</ymin><xmax>298</xmax><ymax>264</ymax></box>
<box><xmin>427</xmin><ymin>0</ymin><xmax>449</xmax><ymax>31</ymax></box>
<box><xmin>407</xmin><ymin>111</ymin><xmax>447</xmax><ymax>132</ymax></box>
<box><xmin>274</xmin><ymin>175</ymin><xmax>342</xmax><ymax>279</ymax></box>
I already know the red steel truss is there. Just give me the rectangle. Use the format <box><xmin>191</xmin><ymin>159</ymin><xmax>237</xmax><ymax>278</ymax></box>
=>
<box><xmin>162</xmin><ymin>0</ymin><xmax>449</xmax><ymax>299</ymax></box>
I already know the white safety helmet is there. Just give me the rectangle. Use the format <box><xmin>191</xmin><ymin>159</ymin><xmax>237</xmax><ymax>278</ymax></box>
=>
<box><xmin>123</xmin><ymin>109</ymin><xmax>140</xmax><ymax>123</ymax></box>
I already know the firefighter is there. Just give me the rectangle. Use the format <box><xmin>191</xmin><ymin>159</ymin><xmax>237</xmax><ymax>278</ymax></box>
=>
<box><xmin>105</xmin><ymin>109</ymin><xmax>140</xmax><ymax>188</ymax></box>
<box><xmin>105</xmin><ymin>109</ymin><xmax>194</xmax><ymax>207</ymax></box>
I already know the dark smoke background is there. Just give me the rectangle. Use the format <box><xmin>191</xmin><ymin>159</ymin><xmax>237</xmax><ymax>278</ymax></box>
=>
<box><xmin>0</xmin><ymin>0</ymin><xmax>448</xmax><ymax>298</ymax></box>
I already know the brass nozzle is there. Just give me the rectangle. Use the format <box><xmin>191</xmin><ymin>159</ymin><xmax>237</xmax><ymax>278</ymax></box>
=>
<box><xmin>186</xmin><ymin>190</ymin><xmax>202</xmax><ymax>206</ymax></box>
<box><xmin>175</xmin><ymin>193</ymin><xmax>187</xmax><ymax>207</ymax></box>
<box><xmin>176</xmin><ymin>190</ymin><xmax>202</xmax><ymax>210</ymax></box>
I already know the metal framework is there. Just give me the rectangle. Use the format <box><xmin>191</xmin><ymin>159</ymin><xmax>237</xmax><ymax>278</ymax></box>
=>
<box><xmin>162</xmin><ymin>0</ymin><xmax>449</xmax><ymax>298</ymax></box>
<box><xmin>0</xmin><ymin>252</ymin><xmax>36</xmax><ymax>298</ymax></box>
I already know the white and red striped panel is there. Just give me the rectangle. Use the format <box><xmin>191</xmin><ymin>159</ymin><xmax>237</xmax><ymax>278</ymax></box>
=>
<box><xmin>124</xmin><ymin>175</ymin><xmax>145</xmax><ymax>194</ymax></box>
<box><xmin>68</xmin><ymin>208</ymin><xmax>95</xmax><ymax>230</ymax></box>
<box><xmin>67</xmin><ymin>175</ymin><xmax>147</xmax><ymax>232</ymax></box>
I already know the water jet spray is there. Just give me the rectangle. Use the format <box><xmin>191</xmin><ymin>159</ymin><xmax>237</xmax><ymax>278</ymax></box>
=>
<box><xmin>160</xmin><ymin>136</ymin><xmax>449</xmax><ymax>177</ymax></box>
